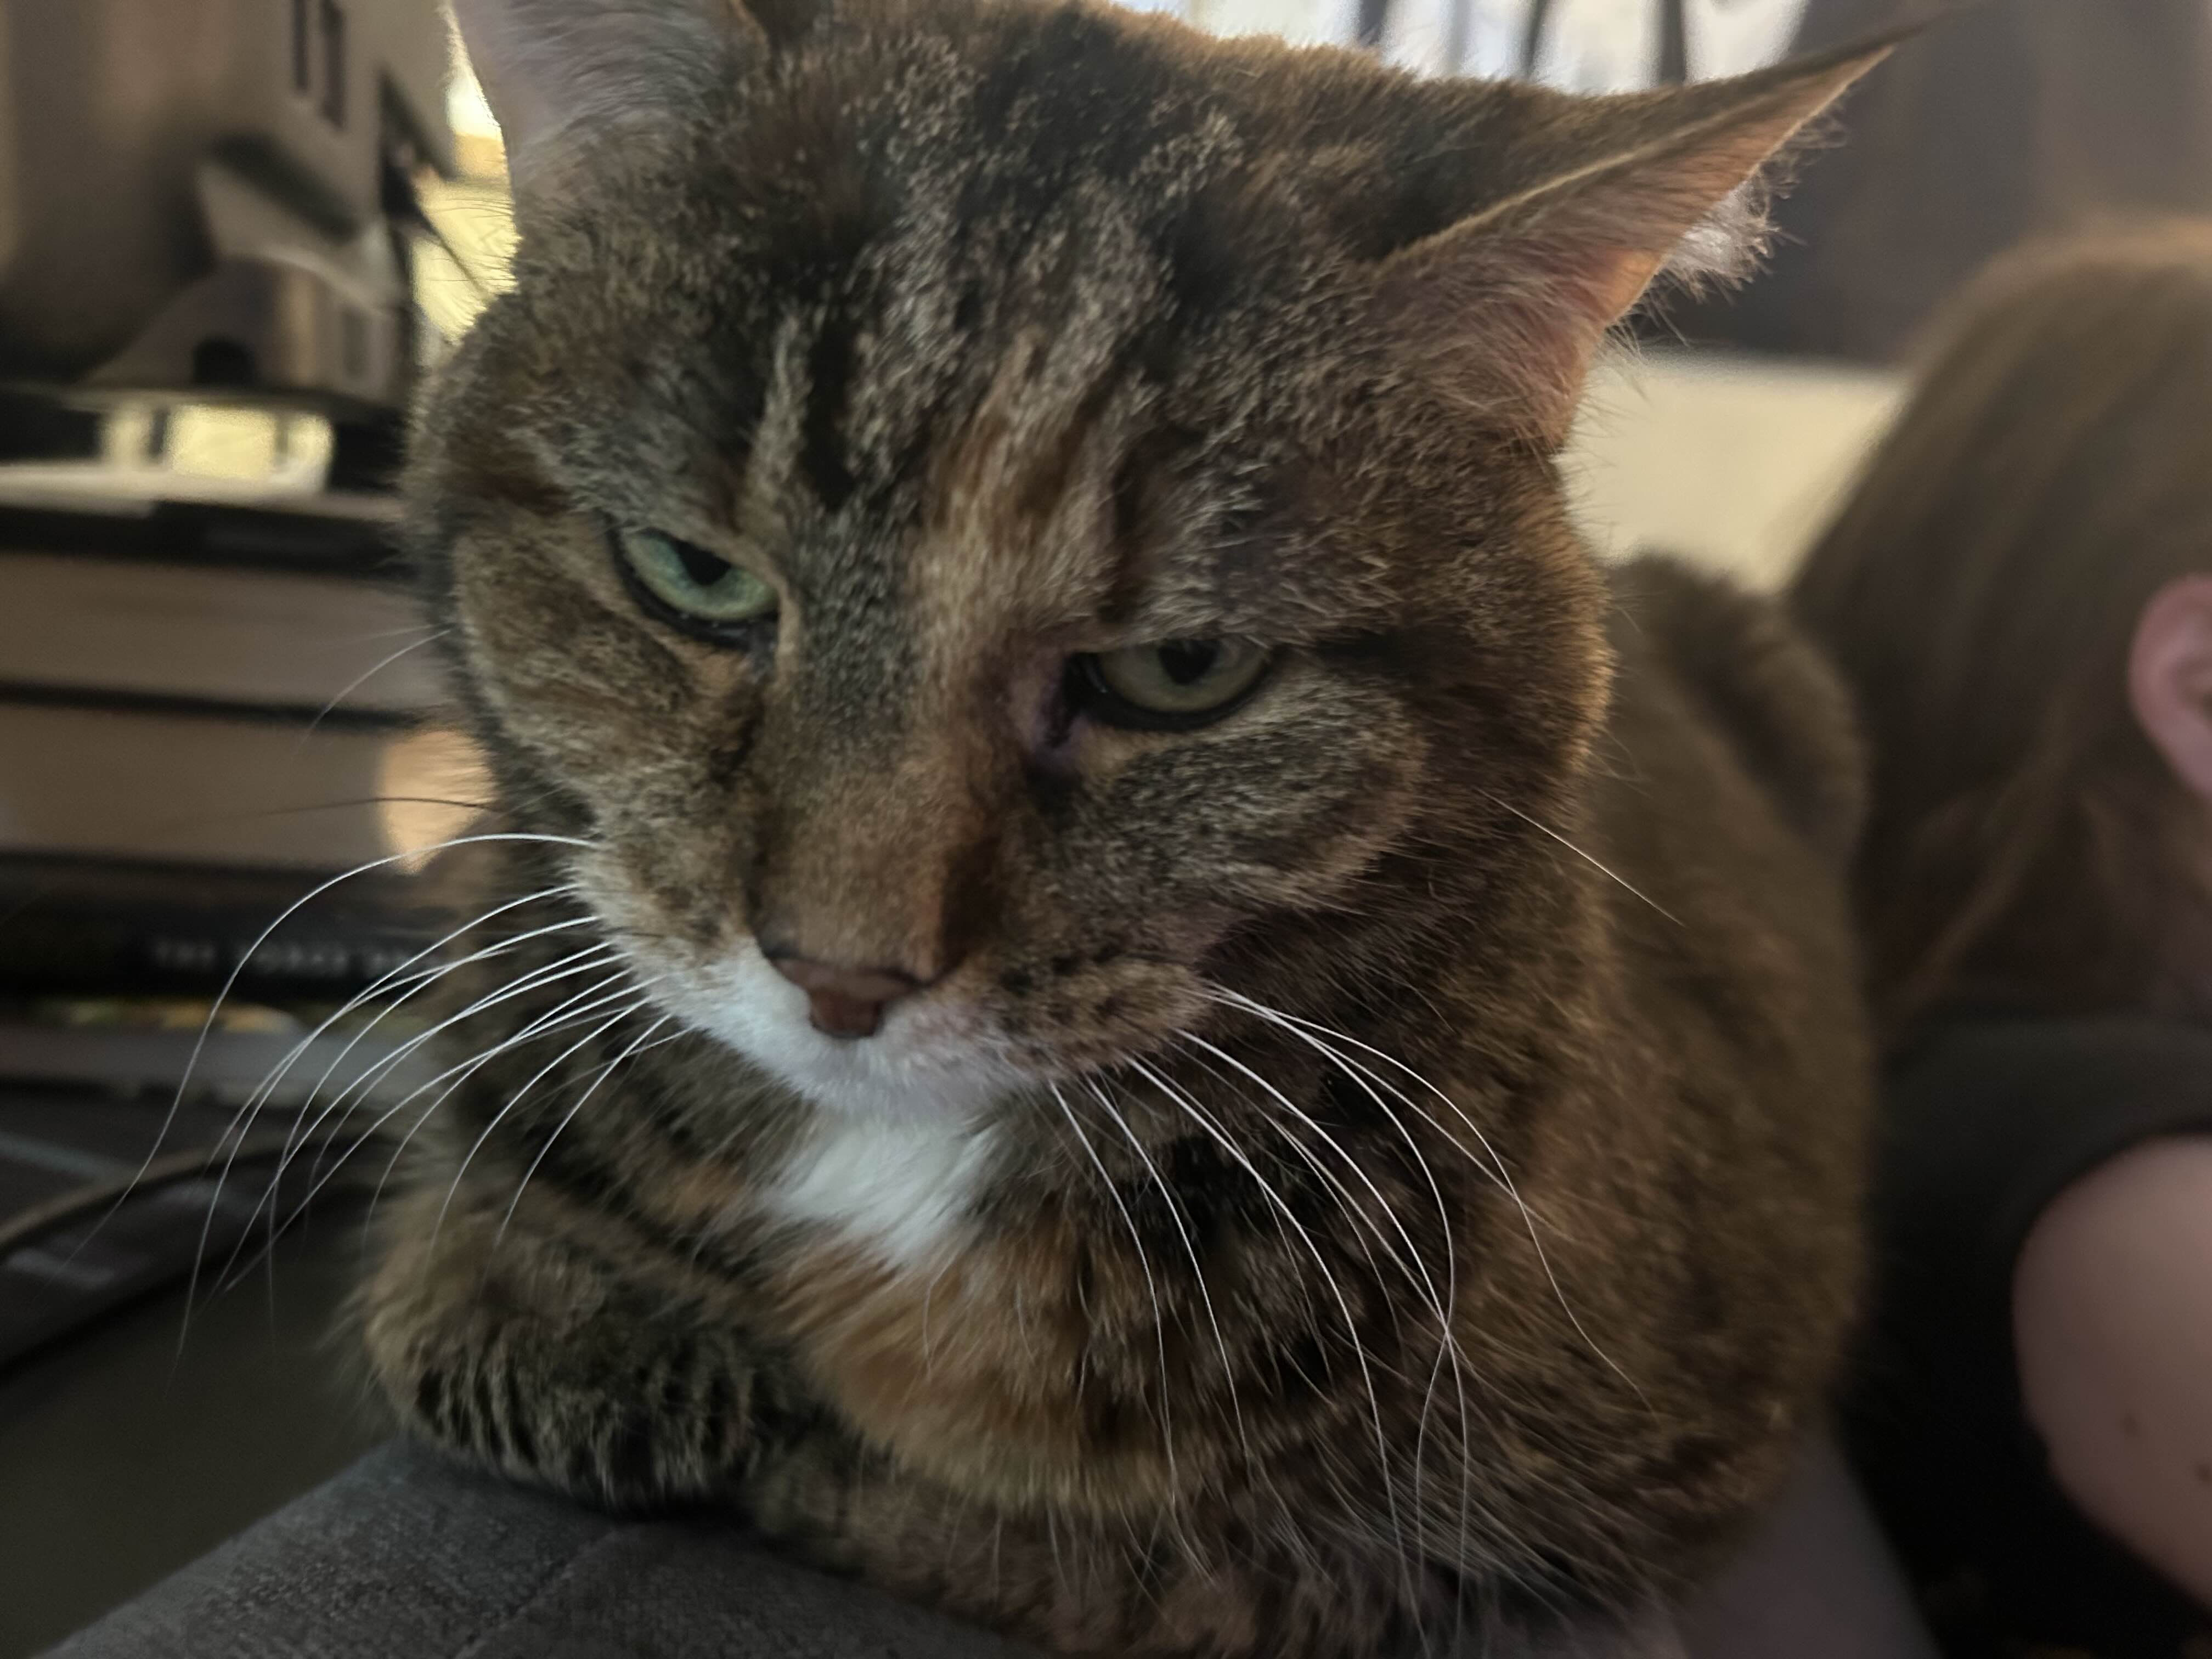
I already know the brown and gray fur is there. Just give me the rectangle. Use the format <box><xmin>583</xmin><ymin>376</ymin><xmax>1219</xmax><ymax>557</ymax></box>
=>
<box><xmin>360</xmin><ymin>2</ymin><xmax>1881</xmax><ymax>1654</ymax></box>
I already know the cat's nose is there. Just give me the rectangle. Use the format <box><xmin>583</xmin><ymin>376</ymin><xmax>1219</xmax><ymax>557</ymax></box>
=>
<box><xmin>764</xmin><ymin>951</ymin><xmax>922</xmax><ymax>1039</ymax></box>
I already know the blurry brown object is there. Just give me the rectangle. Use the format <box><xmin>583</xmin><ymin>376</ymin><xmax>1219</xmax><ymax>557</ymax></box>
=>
<box><xmin>1791</xmin><ymin>221</ymin><xmax>2212</xmax><ymax>1029</ymax></box>
<box><xmin>1671</xmin><ymin>0</ymin><xmax>2212</xmax><ymax>361</ymax></box>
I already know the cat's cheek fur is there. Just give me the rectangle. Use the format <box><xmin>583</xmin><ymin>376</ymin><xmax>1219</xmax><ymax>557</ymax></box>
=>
<box><xmin>453</xmin><ymin>526</ymin><xmax>705</xmax><ymax>785</ymax></box>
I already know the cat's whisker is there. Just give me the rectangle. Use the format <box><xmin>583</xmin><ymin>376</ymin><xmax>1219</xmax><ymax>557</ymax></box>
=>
<box><xmin>216</xmin><ymin>943</ymin><xmax>521</xmax><ymax>1283</ymax></box>
<box><xmin>1119</xmin><ymin>1053</ymin><xmax>1409</xmax><ymax>1590</ymax></box>
<box><xmin>343</xmin><ymin>985</ymin><xmax>646</xmax><ymax>1249</ymax></box>
<box><xmin>496</xmin><ymin>1011</ymin><xmax>673</xmax><ymax>1244</ymax></box>
<box><xmin>1207</xmin><ymin>992</ymin><xmax>1512</xmax><ymax>1205</ymax></box>
<box><xmin>1204</xmin><ymin>989</ymin><xmax>1648</xmax><ymax>1410</ymax></box>
<box><xmin>271</xmin><ymin>911</ymin><xmax>599</xmax><ymax>1178</ymax></box>
<box><xmin>280</xmin><ymin>941</ymin><xmax>625</xmax><ymax>1205</ymax></box>
<box><xmin>1167</xmin><ymin>1036</ymin><xmax>1423</xmax><ymax>1383</ymax></box>
<box><xmin>1194</xmin><ymin>992</ymin><xmax>1486</xmax><ymax>1580</ymax></box>
<box><xmin>343</xmin><ymin>619</ymin><xmax>447</xmax><ymax>644</ymax></box>
<box><xmin>213</xmin><ymin>983</ymin><xmax>650</xmax><ymax>1298</ymax></box>
<box><xmin>428</xmin><ymin>978</ymin><xmax>659</xmax><ymax>1248</ymax></box>
<box><xmin>239</xmin><ymin>890</ymin><xmax>595</xmax><ymax>1226</ymax></box>
<box><xmin>1047</xmin><ymin>1081</ymin><xmax>1178</xmax><ymax>1493</ymax></box>
<box><xmin>190</xmin><ymin>931</ymin><xmax>613</xmax><ymax>1325</ymax></box>
<box><xmin>1176</xmin><ymin>1030</ymin><xmax>1449</xmax><ymax>1336</ymax></box>
<box><xmin>301</xmin><ymin>628</ymin><xmax>453</xmax><ymax>738</ymax></box>
<box><xmin>214</xmin><ymin>954</ymin><xmax>631</xmax><ymax>1294</ymax></box>
<box><xmin>1081</xmin><ymin>1076</ymin><xmax>1253</xmax><ymax>1467</ymax></box>
<box><xmin>270</xmin><ymin>905</ymin><xmax>600</xmax><ymax>1163</ymax></box>
<box><xmin>139</xmin><ymin>830</ymin><xmax>600</xmax><ymax>1269</ymax></box>
<box><xmin>1109</xmin><ymin>1504</ymin><xmax>1172</xmax><ymax>1622</ymax></box>
<box><xmin>255</xmin><ymin>960</ymin><xmax>640</xmax><ymax>1272</ymax></box>
<box><xmin>232</xmin><ymin>905</ymin><xmax>517</xmax><ymax>1138</ymax></box>
<box><xmin>1167</xmin><ymin>1035</ymin><xmax>1513</xmax><ymax>1619</ymax></box>
<box><xmin>1479</xmin><ymin>790</ymin><xmax>1680</xmax><ymax>927</ymax></box>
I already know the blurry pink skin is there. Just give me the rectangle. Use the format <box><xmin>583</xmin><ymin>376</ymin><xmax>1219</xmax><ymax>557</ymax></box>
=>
<box><xmin>2015</xmin><ymin>1136</ymin><xmax>2212</xmax><ymax>1609</ymax></box>
<box><xmin>2011</xmin><ymin>572</ymin><xmax>2212</xmax><ymax>1613</ymax></box>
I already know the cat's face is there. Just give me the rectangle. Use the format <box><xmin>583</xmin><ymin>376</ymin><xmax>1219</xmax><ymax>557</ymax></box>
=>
<box><xmin>420</xmin><ymin>0</ymin><xmax>1871</xmax><ymax>1120</ymax></box>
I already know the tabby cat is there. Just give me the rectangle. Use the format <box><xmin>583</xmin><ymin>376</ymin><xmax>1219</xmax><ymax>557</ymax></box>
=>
<box><xmin>360</xmin><ymin>2</ymin><xmax>1883</xmax><ymax>1654</ymax></box>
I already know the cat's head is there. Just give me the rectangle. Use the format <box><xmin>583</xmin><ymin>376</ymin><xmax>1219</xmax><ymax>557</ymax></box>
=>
<box><xmin>419</xmin><ymin>0</ymin><xmax>1880</xmax><ymax>1120</ymax></box>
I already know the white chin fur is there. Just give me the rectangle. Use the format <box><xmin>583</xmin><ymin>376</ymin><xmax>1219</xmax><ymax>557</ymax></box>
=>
<box><xmin>616</xmin><ymin>937</ymin><xmax>1013</xmax><ymax>1268</ymax></box>
<box><xmin>766</xmin><ymin>1113</ymin><xmax>1001</xmax><ymax>1269</ymax></box>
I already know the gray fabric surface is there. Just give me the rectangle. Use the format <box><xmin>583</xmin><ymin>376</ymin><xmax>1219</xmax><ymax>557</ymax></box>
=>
<box><xmin>41</xmin><ymin>1431</ymin><xmax>1933</xmax><ymax>1658</ymax></box>
<box><xmin>1678</xmin><ymin>1434</ymin><xmax>1939</xmax><ymax>1659</ymax></box>
<box><xmin>0</xmin><ymin>1237</ymin><xmax>382</xmax><ymax>1659</ymax></box>
<box><xmin>42</xmin><ymin>1440</ymin><xmax>1041</xmax><ymax>1659</ymax></box>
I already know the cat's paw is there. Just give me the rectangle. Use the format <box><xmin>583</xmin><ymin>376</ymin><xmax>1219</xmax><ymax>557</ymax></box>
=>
<box><xmin>395</xmin><ymin>1310</ymin><xmax>760</xmax><ymax>1510</ymax></box>
<box><xmin>359</xmin><ymin>1207</ymin><xmax>766</xmax><ymax>1511</ymax></box>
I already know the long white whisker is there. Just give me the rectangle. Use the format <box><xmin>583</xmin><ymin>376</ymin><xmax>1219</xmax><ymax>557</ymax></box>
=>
<box><xmin>1122</xmin><ymin>1052</ymin><xmax>1406</xmax><ymax>1575</ymax></box>
<box><xmin>495</xmin><ymin>1013</ymin><xmax>672</xmax><ymax>1243</ymax></box>
<box><xmin>236</xmin><ymin>962</ymin><xmax>639</xmax><ymax>1279</ymax></box>
<box><xmin>1480</xmin><ymin>790</ymin><xmax>1679</xmax><ymax>926</ymax></box>
<box><xmin>266</xmin><ymin>919</ymin><xmax>605</xmax><ymax>1195</ymax></box>
<box><xmin>1082</xmin><ymin>1075</ymin><xmax>1252</xmax><ymax>1466</ymax></box>
<box><xmin>334</xmin><ymin>1001</ymin><xmax>624</xmax><ymax>1245</ymax></box>
<box><xmin>250</xmin><ymin>883</ymin><xmax>586</xmax><ymax>1139</ymax></box>
<box><xmin>135</xmin><ymin>830</ymin><xmax>597</xmax><ymax>1234</ymax></box>
<box><xmin>429</xmin><ymin>979</ymin><xmax>662</xmax><ymax>1247</ymax></box>
<box><xmin>1176</xmin><ymin>1030</ymin><xmax>1448</xmax><ymax>1330</ymax></box>
<box><xmin>211</xmin><ymin>981</ymin><xmax>650</xmax><ymax>1299</ymax></box>
<box><xmin>1166</xmin><ymin>1035</ymin><xmax>1424</xmax><ymax>1429</ymax></box>
<box><xmin>190</xmin><ymin>940</ymin><xmax>619</xmax><ymax>1328</ymax></box>
<box><xmin>1203</xmin><ymin>990</ymin><xmax>1489</xmax><ymax>1595</ymax></box>
<box><xmin>235</xmin><ymin>898</ymin><xmax>596</xmax><ymax>1244</ymax></box>
<box><xmin>1049</xmin><ymin>1081</ymin><xmax>1177</xmax><ymax>1491</ymax></box>
<box><xmin>1160</xmin><ymin>1034</ymin><xmax>1434</xmax><ymax>1617</ymax></box>
<box><xmin>1208</xmin><ymin>988</ymin><xmax>1646</xmax><ymax>1408</ymax></box>
<box><xmin>302</xmin><ymin>628</ymin><xmax>452</xmax><ymax>736</ymax></box>
<box><xmin>232</xmin><ymin>941</ymin><xmax>623</xmax><ymax>1256</ymax></box>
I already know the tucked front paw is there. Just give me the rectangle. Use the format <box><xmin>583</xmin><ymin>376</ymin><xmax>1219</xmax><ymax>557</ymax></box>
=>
<box><xmin>358</xmin><ymin>1207</ymin><xmax>764</xmax><ymax>1511</ymax></box>
<box><xmin>392</xmin><ymin>1314</ymin><xmax>760</xmax><ymax>1509</ymax></box>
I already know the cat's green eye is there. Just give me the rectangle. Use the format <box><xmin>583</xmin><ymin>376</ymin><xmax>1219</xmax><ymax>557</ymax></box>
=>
<box><xmin>1074</xmin><ymin>638</ymin><xmax>1273</xmax><ymax>731</ymax></box>
<box><xmin>613</xmin><ymin>527</ymin><xmax>777</xmax><ymax>637</ymax></box>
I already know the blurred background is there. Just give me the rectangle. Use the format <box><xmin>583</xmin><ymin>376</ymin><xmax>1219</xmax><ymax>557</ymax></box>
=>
<box><xmin>1</xmin><ymin>1</ymin><xmax>2208</xmax><ymax>1654</ymax></box>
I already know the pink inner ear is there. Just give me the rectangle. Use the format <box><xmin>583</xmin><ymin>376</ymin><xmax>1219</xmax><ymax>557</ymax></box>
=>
<box><xmin>1375</xmin><ymin>233</ymin><xmax>1668</xmax><ymax>447</ymax></box>
<box><xmin>448</xmin><ymin>0</ymin><xmax>753</xmax><ymax>200</ymax></box>
<box><xmin>1586</xmin><ymin>250</ymin><xmax>1667</xmax><ymax>332</ymax></box>
<box><xmin>1368</xmin><ymin>37</ymin><xmax>1893</xmax><ymax>443</ymax></box>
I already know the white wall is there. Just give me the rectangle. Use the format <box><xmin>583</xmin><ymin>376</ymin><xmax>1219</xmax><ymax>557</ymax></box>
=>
<box><xmin>1564</xmin><ymin>349</ymin><xmax>1904</xmax><ymax>590</ymax></box>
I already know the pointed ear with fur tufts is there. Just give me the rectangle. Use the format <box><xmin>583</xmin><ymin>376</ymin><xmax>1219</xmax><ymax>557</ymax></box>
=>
<box><xmin>449</xmin><ymin>0</ymin><xmax>765</xmax><ymax>212</ymax></box>
<box><xmin>1375</xmin><ymin>37</ymin><xmax>1898</xmax><ymax>446</ymax></box>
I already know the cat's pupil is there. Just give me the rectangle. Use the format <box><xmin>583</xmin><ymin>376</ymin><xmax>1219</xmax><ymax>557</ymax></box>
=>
<box><xmin>673</xmin><ymin>539</ymin><xmax>731</xmax><ymax>588</ymax></box>
<box><xmin>1158</xmin><ymin>640</ymin><xmax>1221</xmax><ymax>686</ymax></box>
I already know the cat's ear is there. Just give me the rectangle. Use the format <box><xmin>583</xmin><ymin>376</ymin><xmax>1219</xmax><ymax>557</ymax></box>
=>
<box><xmin>449</xmin><ymin>0</ymin><xmax>760</xmax><ymax>206</ymax></box>
<box><xmin>1376</xmin><ymin>38</ymin><xmax>1895</xmax><ymax>444</ymax></box>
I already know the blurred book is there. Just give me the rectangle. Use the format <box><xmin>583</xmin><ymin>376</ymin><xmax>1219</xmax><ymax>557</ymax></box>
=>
<box><xmin>0</xmin><ymin>702</ymin><xmax>479</xmax><ymax>873</ymax></box>
<box><xmin>0</xmin><ymin>442</ymin><xmax>483</xmax><ymax>1009</ymax></box>
<box><xmin>0</xmin><ymin>698</ymin><xmax>484</xmax><ymax>1001</ymax></box>
<box><xmin>0</xmin><ymin>550</ymin><xmax>443</xmax><ymax>719</ymax></box>
<box><xmin>0</xmin><ymin>859</ymin><xmax>436</xmax><ymax>1005</ymax></box>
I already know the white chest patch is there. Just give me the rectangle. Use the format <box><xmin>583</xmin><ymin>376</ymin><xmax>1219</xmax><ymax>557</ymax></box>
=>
<box><xmin>762</xmin><ymin>1116</ymin><xmax>998</xmax><ymax>1270</ymax></box>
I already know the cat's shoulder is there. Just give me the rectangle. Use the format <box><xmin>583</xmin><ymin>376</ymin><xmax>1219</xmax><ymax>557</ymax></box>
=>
<box><xmin>1605</xmin><ymin>551</ymin><xmax>1865</xmax><ymax>867</ymax></box>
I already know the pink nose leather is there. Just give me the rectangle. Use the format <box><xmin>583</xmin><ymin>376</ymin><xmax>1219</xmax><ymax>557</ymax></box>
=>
<box><xmin>767</xmin><ymin>955</ymin><xmax>919</xmax><ymax>1039</ymax></box>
